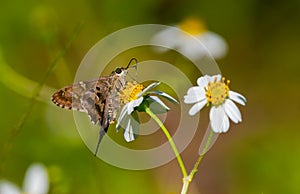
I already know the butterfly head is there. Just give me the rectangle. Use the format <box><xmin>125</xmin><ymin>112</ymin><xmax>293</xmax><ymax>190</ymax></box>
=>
<box><xmin>111</xmin><ymin>58</ymin><xmax>138</xmax><ymax>76</ymax></box>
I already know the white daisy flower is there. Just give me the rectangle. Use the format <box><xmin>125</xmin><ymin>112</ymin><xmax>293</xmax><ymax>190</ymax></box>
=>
<box><xmin>117</xmin><ymin>81</ymin><xmax>177</xmax><ymax>142</ymax></box>
<box><xmin>0</xmin><ymin>163</ymin><xmax>49</xmax><ymax>194</ymax></box>
<box><xmin>184</xmin><ymin>74</ymin><xmax>246</xmax><ymax>133</ymax></box>
<box><xmin>151</xmin><ymin>17</ymin><xmax>228</xmax><ymax>60</ymax></box>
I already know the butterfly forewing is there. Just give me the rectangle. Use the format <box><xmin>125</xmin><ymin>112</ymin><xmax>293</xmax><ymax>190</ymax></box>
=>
<box><xmin>51</xmin><ymin>68</ymin><xmax>127</xmax><ymax>128</ymax></box>
<box><xmin>51</xmin><ymin>59</ymin><xmax>137</xmax><ymax>155</ymax></box>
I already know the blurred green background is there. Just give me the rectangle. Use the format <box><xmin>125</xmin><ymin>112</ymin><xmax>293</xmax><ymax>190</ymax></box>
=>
<box><xmin>1</xmin><ymin>0</ymin><xmax>300</xmax><ymax>194</ymax></box>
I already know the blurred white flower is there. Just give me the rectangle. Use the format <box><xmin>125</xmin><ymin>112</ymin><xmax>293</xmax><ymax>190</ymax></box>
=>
<box><xmin>152</xmin><ymin>17</ymin><xmax>228</xmax><ymax>60</ymax></box>
<box><xmin>117</xmin><ymin>81</ymin><xmax>177</xmax><ymax>142</ymax></box>
<box><xmin>184</xmin><ymin>74</ymin><xmax>246</xmax><ymax>133</ymax></box>
<box><xmin>0</xmin><ymin>163</ymin><xmax>49</xmax><ymax>194</ymax></box>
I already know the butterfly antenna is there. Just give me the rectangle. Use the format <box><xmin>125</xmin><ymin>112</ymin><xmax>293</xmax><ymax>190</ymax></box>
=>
<box><xmin>126</xmin><ymin>58</ymin><xmax>138</xmax><ymax>69</ymax></box>
<box><xmin>94</xmin><ymin>128</ymin><xmax>106</xmax><ymax>156</ymax></box>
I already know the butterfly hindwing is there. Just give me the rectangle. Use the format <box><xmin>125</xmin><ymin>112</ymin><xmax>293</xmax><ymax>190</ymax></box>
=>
<box><xmin>51</xmin><ymin>81</ymin><xmax>93</xmax><ymax>112</ymax></box>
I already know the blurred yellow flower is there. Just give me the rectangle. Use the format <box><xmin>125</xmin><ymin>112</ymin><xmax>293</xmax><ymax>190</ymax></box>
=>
<box><xmin>152</xmin><ymin>17</ymin><xmax>228</xmax><ymax>60</ymax></box>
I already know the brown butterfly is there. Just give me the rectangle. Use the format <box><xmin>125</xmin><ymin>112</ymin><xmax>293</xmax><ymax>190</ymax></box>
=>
<box><xmin>51</xmin><ymin>58</ymin><xmax>137</xmax><ymax>155</ymax></box>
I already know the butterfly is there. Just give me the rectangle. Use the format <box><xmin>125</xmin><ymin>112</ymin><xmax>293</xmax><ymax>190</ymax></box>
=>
<box><xmin>51</xmin><ymin>58</ymin><xmax>137</xmax><ymax>155</ymax></box>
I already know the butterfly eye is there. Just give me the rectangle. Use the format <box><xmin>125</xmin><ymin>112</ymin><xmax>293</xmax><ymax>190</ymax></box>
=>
<box><xmin>115</xmin><ymin>67</ymin><xmax>122</xmax><ymax>74</ymax></box>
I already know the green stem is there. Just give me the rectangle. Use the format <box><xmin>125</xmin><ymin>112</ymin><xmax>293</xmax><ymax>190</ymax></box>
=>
<box><xmin>145</xmin><ymin>107</ymin><xmax>187</xmax><ymax>178</ymax></box>
<box><xmin>0</xmin><ymin>23</ymin><xmax>83</xmax><ymax>175</ymax></box>
<box><xmin>181</xmin><ymin>129</ymin><xmax>215</xmax><ymax>194</ymax></box>
<box><xmin>0</xmin><ymin>50</ymin><xmax>56</xmax><ymax>103</ymax></box>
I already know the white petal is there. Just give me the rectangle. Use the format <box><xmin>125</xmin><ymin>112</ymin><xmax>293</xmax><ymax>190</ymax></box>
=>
<box><xmin>209</xmin><ymin>106</ymin><xmax>230</xmax><ymax>133</ymax></box>
<box><xmin>130</xmin><ymin>112</ymin><xmax>140</xmax><ymax>136</ymax></box>
<box><xmin>196</xmin><ymin>76</ymin><xmax>210</xmax><ymax>88</ymax></box>
<box><xmin>188</xmin><ymin>100</ymin><xmax>207</xmax><ymax>116</ymax></box>
<box><xmin>221</xmin><ymin>114</ymin><xmax>230</xmax><ymax>133</ymax></box>
<box><xmin>117</xmin><ymin>114</ymin><xmax>130</xmax><ymax>131</ymax></box>
<box><xmin>196</xmin><ymin>32</ymin><xmax>228</xmax><ymax>59</ymax></box>
<box><xmin>229</xmin><ymin>91</ymin><xmax>246</xmax><ymax>106</ymax></box>
<box><xmin>151</xmin><ymin>27</ymin><xmax>179</xmax><ymax>52</ymax></box>
<box><xmin>124</xmin><ymin>119</ymin><xmax>135</xmax><ymax>142</ymax></box>
<box><xmin>204</xmin><ymin>74</ymin><xmax>215</xmax><ymax>83</ymax></box>
<box><xmin>203</xmin><ymin>74</ymin><xmax>221</xmax><ymax>83</ymax></box>
<box><xmin>117</xmin><ymin>104</ymin><xmax>129</xmax><ymax>128</ymax></box>
<box><xmin>211</xmin><ymin>74</ymin><xmax>222</xmax><ymax>82</ymax></box>
<box><xmin>148</xmin><ymin>96</ymin><xmax>170</xmax><ymax>111</ymax></box>
<box><xmin>224</xmin><ymin>99</ymin><xmax>242</xmax><ymax>123</ymax></box>
<box><xmin>23</xmin><ymin>163</ymin><xmax>48</xmax><ymax>194</ymax></box>
<box><xmin>126</xmin><ymin>102</ymin><xmax>134</xmax><ymax>115</ymax></box>
<box><xmin>138</xmin><ymin>82</ymin><xmax>160</xmax><ymax>97</ymax></box>
<box><xmin>184</xmin><ymin>86</ymin><xmax>206</xmax><ymax>104</ymax></box>
<box><xmin>179</xmin><ymin>36</ymin><xmax>207</xmax><ymax>61</ymax></box>
<box><xmin>186</xmin><ymin>86</ymin><xmax>205</xmax><ymax>96</ymax></box>
<box><xmin>127</xmin><ymin>97</ymin><xmax>143</xmax><ymax>114</ymax></box>
<box><xmin>148</xmin><ymin>90</ymin><xmax>178</xmax><ymax>104</ymax></box>
<box><xmin>132</xmin><ymin>97</ymin><xmax>144</xmax><ymax>108</ymax></box>
<box><xmin>0</xmin><ymin>181</ymin><xmax>21</xmax><ymax>194</ymax></box>
<box><xmin>210</xmin><ymin>107</ymin><xmax>221</xmax><ymax>133</ymax></box>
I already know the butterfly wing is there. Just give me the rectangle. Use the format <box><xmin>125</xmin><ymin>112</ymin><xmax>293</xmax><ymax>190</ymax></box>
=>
<box><xmin>52</xmin><ymin>68</ymin><xmax>128</xmax><ymax>155</ymax></box>
<box><xmin>51</xmin><ymin>81</ymin><xmax>87</xmax><ymax>112</ymax></box>
<box><xmin>51</xmin><ymin>77</ymin><xmax>112</xmax><ymax>126</ymax></box>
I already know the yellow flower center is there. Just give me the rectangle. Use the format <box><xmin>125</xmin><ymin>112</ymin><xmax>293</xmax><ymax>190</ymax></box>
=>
<box><xmin>178</xmin><ymin>17</ymin><xmax>207</xmax><ymax>35</ymax></box>
<box><xmin>119</xmin><ymin>81</ymin><xmax>144</xmax><ymax>104</ymax></box>
<box><xmin>205</xmin><ymin>77</ymin><xmax>230</xmax><ymax>106</ymax></box>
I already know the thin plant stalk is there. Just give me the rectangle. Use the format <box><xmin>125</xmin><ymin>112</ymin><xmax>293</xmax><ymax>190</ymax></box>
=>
<box><xmin>181</xmin><ymin>129</ymin><xmax>214</xmax><ymax>194</ymax></box>
<box><xmin>145</xmin><ymin>107</ymin><xmax>188</xmax><ymax>178</ymax></box>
